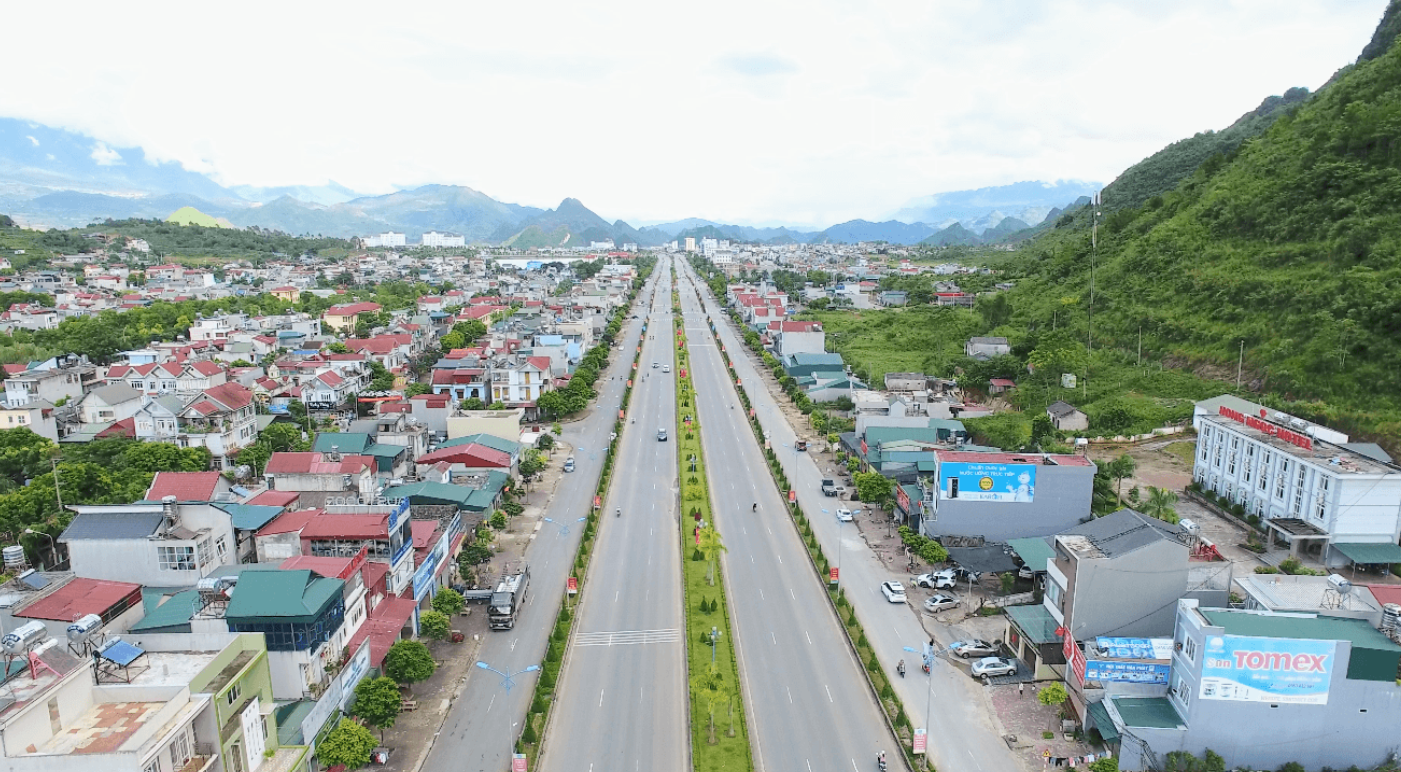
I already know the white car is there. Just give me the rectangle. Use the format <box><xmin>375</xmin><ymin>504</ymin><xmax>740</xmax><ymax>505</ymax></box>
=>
<box><xmin>923</xmin><ymin>594</ymin><xmax>960</xmax><ymax>613</ymax></box>
<box><xmin>836</xmin><ymin>508</ymin><xmax>854</xmax><ymax>522</ymax></box>
<box><xmin>880</xmin><ymin>581</ymin><xmax>907</xmax><ymax>604</ymax></box>
<box><xmin>970</xmin><ymin>657</ymin><xmax>1018</xmax><ymax>679</ymax></box>
<box><xmin>663</xmin><ymin>365</ymin><xmax>671</xmax><ymax>373</ymax></box>
<box><xmin>911</xmin><ymin>572</ymin><xmax>955</xmax><ymax>590</ymax></box>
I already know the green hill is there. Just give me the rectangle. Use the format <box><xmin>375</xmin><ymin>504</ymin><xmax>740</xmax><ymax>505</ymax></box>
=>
<box><xmin>1004</xmin><ymin>18</ymin><xmax>1401</xmax><ymax>447</ymax></box>
<box><xmin>167</xmin><ymin>206</ymin><xmax>232</xmax><ymax>228</ymax></box>
<box><xmin>1101</xmin><ymin>87</ymin><xmax>1311</xmax><ymax>212</ymax></box>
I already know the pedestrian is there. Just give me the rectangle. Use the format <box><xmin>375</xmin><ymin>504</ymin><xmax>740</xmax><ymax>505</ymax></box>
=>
<box><xmin>1019</xmin><ymin>681</ymin><xmax>1025</xmax><ymax>698</ymax></box>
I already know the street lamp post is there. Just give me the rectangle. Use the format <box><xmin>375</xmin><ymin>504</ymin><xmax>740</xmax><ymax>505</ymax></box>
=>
<box><xmin>23</xmin><ymin>529</ymin><xmax>58</xmax><ymax>571</ymax></box>
<box><xmin>904</xmin><ymin>641</ymin><xmax>941</xmax><ymax>763</ymax></box>
<box><xmin>709</xmin><ymin>627</ymin><xmax>722</xmax><ymax>664</ymax></box>
<box><xmin>542</xmin><ymin>517</ymin><xmax>586</xmax><ymax>536</ymax></box>
<box><xmin>474</xmin><ymin>661</ymin><xmax>541</xmax><ymax>694</ymax></box>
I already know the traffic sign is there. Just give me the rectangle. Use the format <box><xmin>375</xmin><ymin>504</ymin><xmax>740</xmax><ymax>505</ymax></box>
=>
<box><xmin>829</xmin><ymin>567</ymin><xmax>839</xmax><ymax>582</ymax></box>
<box><xmin>788</xmin><ymin>489</ymin><xmax>797</xmax><ymax>503</ymax></box>
<box><xmin>512</xmin><ymin>754</ymin><xmax>528</xmax><ymax>772</ymax></box>
<box><xmin>567</xmin><ymin>576</ymin><xmax>578</xmax><ymax>595</ymax></box>
<box><xmin>913</xmin><ymin>728</ymin><xmax>927</xmax><ymax>754</ymax></box>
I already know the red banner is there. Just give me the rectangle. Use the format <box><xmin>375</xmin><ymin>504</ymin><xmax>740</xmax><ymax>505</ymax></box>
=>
<box><xmin>1063</xmin><ymin>630</ymin><xmax>1086</xmax><ymax>685</ymax></box>
<box><xmin>830</xmin><ymin>567</ymin><xmax>839</xmax><ymax>582</ymax></box>
<box><xmin>913</xmin><ymin>728</ymin><xmax>927</xmax><ymax>754</ymax></box>
<box><xmin>896</xmin><ymin>485</ymin><xmax>911</xmax><ymax>513</ymax></box>
<box><xmin>861</xmin><ymin>438</ymin><xmax>868</xmax><ymax>457</ymax></box>
<box><xmin>593</xmin><ymin>495</ymin><xmax>601</xmax><ymax>509</ymax></box>
<box><xmin>788</xmin><ymin>489</ymin><xmax>797</xmax><ymax>503</ymax></box>
<box><xmin>512</xmin><ymin>754</ymin><xmax>527</xmax><ymax>772</ymax></box>
<box><xmin>567</xmin><ymin>576</ymin><xmax>578</xmax><ymax>593</ymax></box>
<box><xmin>618</xmin><ymin>409</ymin><xmax>625</xmax><ymax>419</ymax></box>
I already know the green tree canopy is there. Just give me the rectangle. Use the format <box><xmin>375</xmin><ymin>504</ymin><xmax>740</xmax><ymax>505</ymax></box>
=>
<box><xmin>382</xmin><ymin>639</ymin><xmax>435</xmax><ymax>687</ymax></box>
<box><xmin>350</xmin><ymin>676</ymin><xmax>402</xmax><ymax>741</ymax></box>
<box><xmin>315</xmin><ymin>718</ymin><xmax>378</xmax><ymax>770</ymax></box>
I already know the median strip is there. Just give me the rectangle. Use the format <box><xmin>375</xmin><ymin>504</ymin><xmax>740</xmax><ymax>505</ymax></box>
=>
<box><xmin>674</xmin><ymin>278</ymin><xmax>754</xmax><ymax>772</ymax></box>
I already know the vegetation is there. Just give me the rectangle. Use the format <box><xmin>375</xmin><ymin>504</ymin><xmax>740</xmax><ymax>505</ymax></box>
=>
<box><xmin>418</xmin><ymin>610</ymin><xmax>451</xmax><ymax>640</ymax></box>
<box><xmin>431</xmin><ymin>587</ymin><xmax>465</xmax><ymax>616</ymax></box>
<box><xmin>350</xmin><ymin>676</ymin><xmax>402</xmax><ymax>741</ymax></box>
<box><xmin>315</xmin><ymin>718</ymin><xmax>378</xmax><ymax>770</ymax></box>
<box><xmin>382</xmin><ymin>639</ymin><xmax>435</xmax><ymax>690</ymax></box>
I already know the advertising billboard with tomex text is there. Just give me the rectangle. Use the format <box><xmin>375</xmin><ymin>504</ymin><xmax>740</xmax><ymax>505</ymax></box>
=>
<box><xmin>1199</xmin><ymin>634</ymin><xmax>1335</xmax><ymax>705</ymax></box>
<box><xmin>941</xmin><ymin>462</ymin><xmax>1036</xmax><ymax>503</ymax></box>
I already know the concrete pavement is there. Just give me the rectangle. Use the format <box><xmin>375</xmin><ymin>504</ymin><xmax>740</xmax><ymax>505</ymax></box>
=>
<box><xmin>679</xmin><ymin>262</ymin><xmax>1024</xmax><ymax>772</ymax></box>
<box><xmin>538</xmin><ymin>259</ymin><xmax>688</xmax><ymax>772</ymax></box>
<box><xmin>678</xmin><ymin>272</ymin><xmax>900</xmax><ymax>772</ymax></box>
<box><xmin>419</xmin><ymin>273</ymin><xmax>659</xmax><ymax>772</ymax></box>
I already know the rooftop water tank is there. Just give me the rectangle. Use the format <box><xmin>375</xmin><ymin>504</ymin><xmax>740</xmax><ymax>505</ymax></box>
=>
<box><xmin>2</xmin><ymin>545</ymin><xmax>26</xmax><ymax>570</ymax></box>
<box><xmin>2</xmin><ymin>620</ymin><xmax>47</xmax><ymax>654</ymax></box>
<box><xmin>66</xmin><ymin>614</ymin><xmax>102</xmax><ymax>643</ymax></box>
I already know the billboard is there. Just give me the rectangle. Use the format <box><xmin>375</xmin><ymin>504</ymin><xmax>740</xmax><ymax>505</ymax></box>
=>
<box><xmin>1095</xmin><ymin>637</ymin><xmax>1174</xmax><ymax>660</ymax></box>
<box><xmin>1084</xmin><ymin>660</ymin><xmax>1171</xmax><ymax>685</ymax></box>
<box><xmin>941</xmin><ymin>462</ymin><xmax>1036</xmax><ymax>502</ymax></box>
<box><xmin>1199</xmin><ymin>635</ymin><xmax>1335</xmax><ymax>705</ymax></box>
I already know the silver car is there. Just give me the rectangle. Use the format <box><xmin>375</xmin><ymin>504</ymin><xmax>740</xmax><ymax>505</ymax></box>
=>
<box><xmin>970</xmin><ymin>657</ymin><xmax>1018</xmax><ymax>678</ymax></box>
<box><xmin>923</xmin><ymin>594</ymin><xmax>959</xmax><ymax>613</ymax></box>
<box><xmin>949</xmin><ymin>639</ymin><xmax>998</xmax><ymax>659</ymax></box>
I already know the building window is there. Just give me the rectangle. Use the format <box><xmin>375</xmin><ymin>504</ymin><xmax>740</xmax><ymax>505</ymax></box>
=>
<box><xmin>144</xmin><ymin>759</ymin><xmax>161</xmax><ymax>772</ymax></box>
<box><xmin>1275</xmin><ymin>461</ymin><xmax>1288</xmax><ymax>499</ymax></box>
<box><xmin>171</xmin><ymin>730</ymin><xmax>192</xmax><ymax>765</ymax></box>
<box><xmin>225</xmin><ymin>682</ymin><xmax>241</xmax><ymax>706</ymax></box>
<box><xmin>1175</xmin><ymin>675</ymin><xmax>1192</xmax><ymax>710</ymax></box>
<box><xmin>216</xmin><ymin>536</ymin><xmax>228</xmax><ymax>562</ymax></box>
<box><xmin>1230</xmin><ymin>436</ymin><xmax>1238</xmax><ymax>450</ymax></box>
<box><xmin>1213</xmin><ymin>446</ymin><xmax>1222</xmax><ymax>468</ymax></box>
<box><xmin>196</xmin><ymin>538</ymin><xmax>213</xmax><ymax>567</ymax></box>
<box><xmin>1316</xmin><ymin>478</ymin><xmax>1330</xmax><ymax>520</ymax></box>
<box><xmin>1184</xmin><ymin>636</ymin><xmax>1197</xmax><ymax>662</ymax></box>
<box><xmin>158</xmin><ymin>545</ymin><xmax>196</xmax><ymax>571</ymax></box>
<box><xmin>16</xmin><ymin>415</ymin><xmax>24</xmax><ymax>425</ymax></box>
<box><xmin>1293</xmin><ymin>490</ymin><xmax>1303</xmax><ymax>516</ymax></box>
<box><xmin>1227</xmin><ymin>452</ymin><xmax>1236</xmax><ymax>475</ymax></box>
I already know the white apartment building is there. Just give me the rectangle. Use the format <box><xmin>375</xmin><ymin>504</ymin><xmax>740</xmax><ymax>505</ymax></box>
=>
<box><xmin>1192</xmin><ymin>395</ymin><xmax>1401</xmax><ymax>567</ymax></box>
<box><xmin>361</xmin><ymin>232</ymin><xmax>407</xmax><ymax>248</ymax></box>
<box><xmin>421</xmin><ymin>231</ymin><xmax>466</xmax><ymax>248</ymax></box>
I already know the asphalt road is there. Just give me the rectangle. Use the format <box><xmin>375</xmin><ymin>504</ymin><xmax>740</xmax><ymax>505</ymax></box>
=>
<box><xmin>539</xmin><ymin>258</ymin><xmax>688</xmax><ymax>772</ymax></box>
<box><xmin>676</xmin><ymin>272</ymin><xmax>899</xmax><ymax>772</ymax></box>
<box><xmin>422</xmin><ymin>271</ymin><xmax>661</xmax><ymax>772</ymax></box>
<box><xmin>678</xmin><ymin>262</ymin><xmax>1024</xmax><ymax>772</ymax></box>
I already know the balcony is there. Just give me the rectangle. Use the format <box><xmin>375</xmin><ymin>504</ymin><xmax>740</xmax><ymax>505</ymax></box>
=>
<box><xmin>176</xmin><ymin>752</ymin><xmax>217</xmax><ymax>772</ymax></box>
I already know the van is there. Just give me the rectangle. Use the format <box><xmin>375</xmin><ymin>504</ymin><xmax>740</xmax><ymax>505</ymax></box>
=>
<box><xmin>563</xmin><ymin>457</ymin><xmax>576</xmax><ymax>473</ymax></box>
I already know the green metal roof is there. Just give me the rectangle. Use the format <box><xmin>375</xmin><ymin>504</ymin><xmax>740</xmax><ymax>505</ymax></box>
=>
<box><xmin>865</xmin><ymin>426</ymin><xmax>942</xmax><ymax>448</ymax></box>
<box><xmin>365</xmin><ymin>444</ymin><xmax>407</xmax><ymax>473</ymax></box>
<box><xmin>385</xmin><ymin>481</ymin><xmax>476</xmax><ymax>507</ymax></box>
<box><xmin>225</xmin><ymin>570</ymin><xmax>343</xmax><ymax>624</ymax></box>
<box><xmin>439</xmin><ymin>432</ymin><xmax>520</xmax><ymax>456</ymax></box>
<box><xmin>130</xmin><ymin>589</ymin><xmax>200</xmax><ymax>633</ymax></box>
<box><xmin>216</xmin><ymin>504</ymin><xmax>286</xmax><ymax>531</ymax></box>
<box><xmin>1008</xmin><ymin>537</ymin><xmax>1056</xmax><ymax>574</ymax></box>
<box><xmin>1004</xmin><ymin>602</ymin><xmax>1061</xmax><ymax>645</ymax></box>
<box><xmin>1200</xmin><ymin>608</ymin><xmax>1401</xmax><ymax>681</ymax></box>
<box><xmin>915</xmin><ymin>459</ymin><xmax>937</xmax><ymax>473</ymax></box>
<box><xmin>1110</xmin><ymin>697</ymin><xmax>1183</xmax><ymax>729</ymax></box>
<box><xmin>1085</xmin><ymin>701</ymin><xmax>1120</xmax><ymax>742</ymax></box>
<box><xmin>1332</xmin><ymin>542</ymin><xmax>1401</xmax><ymax>565</ymax></box>
<box><xmin>276</xmin><ymin>701</ymin><xmax>315</xmax><ymax>746</ymax></box>
<box><xmin>313</xmin><ymin>433</ymin><xmax>371</xmax><ymax>454</ymax></box>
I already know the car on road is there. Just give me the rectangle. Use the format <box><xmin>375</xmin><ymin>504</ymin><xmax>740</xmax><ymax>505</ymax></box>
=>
<box><xmin>663</xmin><ymin>365</ymin><xmax>671</xmax><ymax>373</ymax></box>
<box><xmin>922</xmin><ymin>594</ymin><xmax>959</xmax><ymax>613</ymax></box>
<box><xmin>822</xmin><ymin>479</ymin><xmax>837</xmax><ymax>496</ymax></box>
<box><xmin>657</xmin><ymin>429</ymin><xmax>668</xmax><ymax>442</ymax></box>
<box><xmin>652</xmin><ymin>361</ymin><xmax>659</xmax><ymax>368</ymax></box>
<box><xmin>911</xmin><ymin>572</ymin><xmax>956</xmax><ymax>590</ymax></box>
<box><xmin>836</xmin><ymin>508</ymin><xmax>854</xmax><ymax>522</ymax></box>
<box><xmin>970</xmin><ymin>657</ymin><xmax>1018</xmax><ymax>679</ymax></box>
<box><xmin>880</xmin><ymin>581</ymin><xmax>907</xmax><ymax>603</ymax></box>
<box><xmin>563</xmin><ymin>457</ymin><xmax>575</xmax><ymax>473</ymax></box>
<box><xmin>949</xmin><ymin>640</ymin><xmax>999</xmax><ymax>659</ymax></box>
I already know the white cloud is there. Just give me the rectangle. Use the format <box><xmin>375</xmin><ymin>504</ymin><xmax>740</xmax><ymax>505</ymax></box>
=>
<box><xmin>0</xmin><ymin>0</ymin><xmax>1388</xmax><ymax>225</ymax></box>
<box><xmin>89</xmin><ymin>142</ymin><xmax>122</xmax><ymax>166</ymax></box>
<box><xmin>25</xmin><ymin>135</ymin><xmax>38</xmax><ymax>147</ymax></box>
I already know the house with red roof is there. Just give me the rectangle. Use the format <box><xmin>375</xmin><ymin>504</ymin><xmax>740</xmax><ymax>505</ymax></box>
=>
<box><xmin>265</xmin><ymin>451</ymin><xmax>377</xmax><ymax>499</ymax></box>
<box><xmin>344</xmin><ymin>334</ymin><xmax>413</xmax><ymax>369</ymax></box>
<box><xmin>269</xmin><ymin>286</ymin><xmax>301</xmax><ymax>302</ymax></box>
<box><xmin>147</xmin><ymin>471</ymin><xmax>230</xmax><ymax>502</ymax></box>
<box><xmin>488</xmin><ymin>355</ymin><xmax>553</xmax><ymax>411</ymax></box>
<box><xmin>322</xmin><ymin>302</ymin><xmax>382</xmax><ymax>333</ymax></box>
<box><xmin>178</xmin><ymin>360</ymin><xmax>228</xmax><ymax>392</ymax></box>
<box><xmin>301</xmin><ymin>370</ymin><xmax>354</xmax><ymax>410</ymax></box>
<box><xmin>177</xmin><ymin>383</ymin><xmax>256</xmax><ymax>468</ymax></box>
<box><xmin>769</xmin><ymin>320</ymin><xmax>825</xmax><ymax>358</ymax></box>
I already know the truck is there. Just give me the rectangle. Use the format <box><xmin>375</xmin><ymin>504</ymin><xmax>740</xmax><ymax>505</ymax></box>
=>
<box><xmin>822</xmin><ymin>479</ymin><xmax>837</xmax><ymax>496</ymax></box>
<box><xmin>488</xmin><ymin>562</ymin><xmax>530</xmax><ymax>630</ymax></box>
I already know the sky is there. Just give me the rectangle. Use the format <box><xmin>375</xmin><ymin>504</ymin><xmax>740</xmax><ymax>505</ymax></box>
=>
<box><xmin>1</xmin><ymin>0</ymin><xmax>1388</xmax><ymax>228</ymax></box>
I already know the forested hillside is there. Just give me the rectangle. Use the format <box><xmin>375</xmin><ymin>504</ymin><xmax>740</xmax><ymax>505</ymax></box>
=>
<box><xmin>1002</xmin><ymin>20</ymin><xmax>1401</xmax><ymax>447</ymax></box>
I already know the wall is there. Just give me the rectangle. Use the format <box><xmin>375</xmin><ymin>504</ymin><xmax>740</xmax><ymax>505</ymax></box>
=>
<box><xmin>1067</xmin><ymin>539</ymin><xmax>1187</xmax><ymax>639</ymax></box>
<box><xmin>0</xmin><ymin>667</ymin><xmax>93</xmax><ymax>763</ymax></box>
<box><xmin>446</xmin><ymin>409</ymin><xmax>523</xmax><ymax>441</ymax></box>
<box><xmin>254</xmin><ymin>532</ymin><xmax>303</xmax><ymax>563</ymax></box>
<box><xmin>922</xmin><ymin>464</ymin><xmax>1096</xmax><ymax>542</ymax></box>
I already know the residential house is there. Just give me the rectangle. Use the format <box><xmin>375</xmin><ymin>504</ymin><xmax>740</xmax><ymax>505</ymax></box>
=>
<box><xmin>177</xmin><ymin>383</ymin><xmax>257</xmax><ymax>468</ymax></box>
<box><xmin>4</xmin><ymin>365</ymin><xmax>90</xmax><ymax>407</ymax></box>
<box><xmin>964</xmin><ymin>336</ymin><xmax>1011</xmax><ymax>359</ymax></box>
<box><xmin>489</xmin><ymin>355</ymin><xmax>552</xmax><ymax>407</ymax></box>
<box><xmin>769</xmin><ymin>321</ymin><xmax>825</xmax><ymax>359</ymax></box>
<box><xmin>106</xmin><ymin>362</ymin><xmax>183</xmax><ymax>394</ymax></box>
<box><xmin>78</xmin><ymin>383</ymin><xmax>143</xmax><ymax>425</ymax></box>
<box><xmin>178</xmin><ymin>360</ymin><xmax>228</xmax><ymax>393</ymax></box>
<box><xmin>1047</xmin><ymin>400</ymin><xmax>1089</xmax><ymax>432</ymax></box>
<box><xmin>0</xmin><ymin>400</ymin><xmax>58</xmax><ymax>441</ymax></box>
<box><xmin>60</xmin><ymin>498</ymin><xmax>238</xmax><ymax>586</ymax></box>
<box><xmin>265</xmin><ymin>451</ymin><xmax>377</xmax><ymax>500</ymax></box>
<box><xmin>321</xmin><ymin>302</ymin><xmax>382</xmax><ymax>333</ymax></box>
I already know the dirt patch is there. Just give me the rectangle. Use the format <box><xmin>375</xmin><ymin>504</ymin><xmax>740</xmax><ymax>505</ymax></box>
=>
<box><xmin>1086</xmin><ymin>437</ymin><xmax>1196</xmax><ymax>496</ymax></box>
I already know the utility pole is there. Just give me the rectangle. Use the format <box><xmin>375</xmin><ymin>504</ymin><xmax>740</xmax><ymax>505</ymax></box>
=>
<box><xmin>1138</xmin><ymin>324</ymin><xmax>1143</xmax><ymax>368</ymax></box>
<box><xmin>1237</xmin><ymin>340</ymin><xmax>1244</xmax><ymax>391</ymax></box>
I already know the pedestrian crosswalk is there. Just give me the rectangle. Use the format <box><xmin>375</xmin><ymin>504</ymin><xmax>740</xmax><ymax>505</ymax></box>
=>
<box><xmin>573</xmin><ymin>628</ymin><xmax>681</xmax><ymax>647</ymax></box>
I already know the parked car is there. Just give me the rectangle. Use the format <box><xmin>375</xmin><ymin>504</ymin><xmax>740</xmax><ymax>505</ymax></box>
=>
<box><xmin>949</xmin><ymin>640</ymin><xmax>999</xmax><ymax>659</ymax></box>
<box><xmin>936</xmin><ymin>566</ymin><xmax>982</xmax><ymax>584</ymax></box>
<box><xmin>912</xmin><ymin>572</ymin><xmax>956</xmax><ymax>590</ymax></box>
<box><xmin>880</xmin><ymin>581</ymin><xmax>907</xmax><ymax>603</ymax></box>
<box><xmin>563</xmin><ymin>457</ymin><xmax>576</xmax><ymax>473</ymax></box>
<box><xmin>836</xmin><ymin>508</ymin><xmax>854</xmax><ymax>522</ymax></box>
<box><xmin>970</xmin><ymin>657</ymin><xmax>1018</xmax><ymax>678</ymax></box>
<box><xmin>1017</xmin><ymin>564</ymin><xmax>1043</xmax><ymax>580</ymax></box>
<box><xmin>923</xmin><ymin>594</ymin><xmax>960</xmax><ymax>613</ymax></box>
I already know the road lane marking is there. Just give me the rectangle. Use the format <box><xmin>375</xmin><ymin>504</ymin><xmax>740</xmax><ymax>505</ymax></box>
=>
<box><xmin>806</xmin><ymin>631</ymin><xmax>813</xmax><ymax>645</ymax></box>
<box><xmin>777</xmin><ymin>554</ymin><xmax>782</xmax><ymax>564</ymax></box>
<box><xmin>615</xmin><ymin>590</ymin><xmax>619</xmax><ymax>602</ymax></box>
<box><xmin>750</xmin><ymin>555</ymin><xmax>754</xmax><ymax>563</ymax></box>
<box><xmin>806</xmin><ymin>761</ymin><xmax>813</xmax><ymax>772</ymax></box>
<box><xmin>787</xmin><ymin>687</ymin><xmax>793</xmax><ymax>704</ymax></box>
<box><xmin>759</xmin><ymin>589</ymin><xmax>765</xmax><ymax>600</ymax></box>
<box><xmin>851</xmin><ymin>760</ymin><xmax>859</xmax><ymax>771</ymax></box>
<box><xmin>771</xmin><ymin>631</ymin><xmax>776</xmax><ymax>644</ymax></box>
<box><xmin>790</xmin><ymin>588</ymin><xmax>795</xmax><ymax>599</ymax></box>
<box><xmin>574</xmin><ymin>629</ymin><xmax>681</xmax><ymax>646</ymax></box>
<box><xmin>599</xmin><ymin>689</ymin><xmax>605</xmax><ymax>707</ymax></box>
<box><xmin>486</xmin><ymin>693</ymin><xmax>495</xmax><ymax>713</ymax></box>
<box><xmin>825</xmin><ymin>684</ymin><xmax>833</xmax><ymax>702</ymax></box>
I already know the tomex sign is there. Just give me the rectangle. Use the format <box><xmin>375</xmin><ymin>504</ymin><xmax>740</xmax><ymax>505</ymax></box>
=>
<box><xmin>1199</xmin><ymin>634</ymin><xmax>1335</xmax><ymax>704</ymax></box>
<box><xmin>1218</xmin><ymin>406</ymin><xmax>1313</xmax><ymax>451</ymax></box>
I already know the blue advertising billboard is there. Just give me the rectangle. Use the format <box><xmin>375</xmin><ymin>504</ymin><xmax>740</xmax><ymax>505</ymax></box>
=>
<box><xmin>1199</xmin><ymin>635</ymin><xmax>1335</xmax><ymax>705</ymax></box>
<box><xmin>1084</xmin><ymin>660</ymin><xmax>1171</xmax><ymax>685</ymax></box>
<box><xmin>941</xmin><ymin>462</ymin><xmax>1036</xmax><ymax>502</ymax></box>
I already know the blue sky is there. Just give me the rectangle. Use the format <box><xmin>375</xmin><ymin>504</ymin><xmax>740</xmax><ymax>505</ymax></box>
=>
<box><xmin>0</xmin><ymin>0</ymin><xmax>1388</xmax><ymax>227</ymax></box>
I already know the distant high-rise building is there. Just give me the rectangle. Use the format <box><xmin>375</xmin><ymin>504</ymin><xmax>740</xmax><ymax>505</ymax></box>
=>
<box><xmin>362</xmin><ymin>231</ymin><xmax>406</xmax><ymax>248</ymax></box>
<box><xmin>422</xmin><ymin>231</ymin><xmax>466</xmax><ymax>248</ymax></box>
<box><xmin>684</xmin><ymin>237</ymin><xmax>696</xmax><ymax>252</ymax></box>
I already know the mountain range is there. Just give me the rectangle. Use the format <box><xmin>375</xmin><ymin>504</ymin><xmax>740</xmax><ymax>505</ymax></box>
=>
<box><xmin>0</xmin><ymin>117</ymin><xmax>1094</xmax><ymax>246</ymax></box>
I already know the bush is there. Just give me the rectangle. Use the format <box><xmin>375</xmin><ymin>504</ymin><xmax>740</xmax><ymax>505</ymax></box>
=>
<box><xmin>1254</xmin><ymin>566</ymin><xmax>1280</xmax><ymax>574</ymax></box>
<box><xmin>418</xmin><ymin>610</ymin><xmax>451</xmax><ymax>641</ymax></box>
<box><xmin>522</xmin><ymin>722</ymin><xmax>538</xmax><ymax>744</ymax></box>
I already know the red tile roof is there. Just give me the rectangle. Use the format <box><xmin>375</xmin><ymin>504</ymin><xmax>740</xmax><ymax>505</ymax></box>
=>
<box><xmin>300</xmin><ymin>513</ymin><xmax>389</xmax><ymax>540</ymax></box>
<box><xmin>255</xmin><ymin>507</ymin><xmax>322</xmax><ymax>536</ymax></box>
<box><xmin>95</xmin><ymin>417</ymin><xmax>136</xmax><ymax>439</ymax></box>
<box><xmin>248</xmin><ymin>489</ymin><xmax>301</xmax><ymax>509</ymax></box>
<box><xmin>189</xmin><ymin>360</ymin><xmax>223</xmax><ymax>376</ymax></box>
<box><xmin>933</xmin><ymin>450</ymin><xmax>1095</xmax><ymax>467</ymax></box>
<box><xmin>14</xmin><ymin>578</ymin><xmax>142</xmax><ymax>622</ymax></box>
<box><xmin>202</xmin><ymin>382</ymin><xmax>253</xmax><ymax>410</ymax></box>
<box><xmin>265</xmin><ymin>452</ymin><xmax>371</xmax><ymax>475</ymax></box>
<box><xmin>326</xmin><ymin>302</ymin><xmax>382</xmax><ymax>316</ymax></box>
<box><xmin>147</xmin><ymin>471</ymin><xmax>224</xmax><ymax>502</ymax></box>
<box><xmin>346</xmin><ymin>594</ymin><xmax>417</xmax><ymax>667</ymax></box>
<box><xmin>416</xmin><ymin>443</ymin><xmax>512</xmax><ymax>468</ymax></box>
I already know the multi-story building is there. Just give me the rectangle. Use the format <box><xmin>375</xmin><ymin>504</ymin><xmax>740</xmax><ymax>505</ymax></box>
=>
<box><xmin>177</xmin><ymin>383</ymin><xmax>257</xmax><ymax>468</ymax></box>
<box><xmin>489</xmin><ymin>356</ymin><xmax>552</xmax><ymax>406</ymax></box>
<box><xmin>0</xmin><ymin>400</ymin><xmax>58</xmax><ymax>441</ymax></box>
<box><xmin>914</xmin><ymin>450</ymin><xmax>1097</xmax><ymax>541</ymax></box>
<box><xmin>1100</xmin><ymin>599</ymin><xmax>1401</xmax><ymax>771</ymax></box>
<box><xmin>4</xmin><ymin>363</ymin><xmax>92</xmax><ymax>407</ymax></box>
<box><xmin>265</xmin><ymin>451</ymin><xmax>377</xmax><ymax>500</ymax></box>
<box><xmin>60</xmin><ymin>497</ymin><xmax>238</xmax><ymax>586</ymax></box>
<box><xmin>1192</xmin><ymin>395</ymin><xmax>1401</xmax><ymax>568</ymax></box>
<box><xmin>321</xmin><ymin>302</ymin><xmax>382</xmax><ymax>333</ymax></box>
<box><xmin>421</xmin><ymin>231</ymin><xmax>465</xmax><ymax>248</ymax></box>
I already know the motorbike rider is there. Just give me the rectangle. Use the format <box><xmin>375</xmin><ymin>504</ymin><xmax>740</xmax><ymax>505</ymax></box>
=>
<box><xmin>615</xmin><ymin>507</ymin><xmax>621</xmax><ymax>518</ymax></box>
<box><xmin>897</xmin><ymin>659</ymin><xmax>905</xmax><ymax>677</ymax></box>
<box><xmin>752</xmin><ymin>502</ymin><xmax>757</xmax><ymax>512</ymax></box>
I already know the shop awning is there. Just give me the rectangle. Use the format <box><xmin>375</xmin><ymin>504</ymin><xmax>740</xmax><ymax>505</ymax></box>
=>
<box><xmin>1085</xmin><ymin>701</ymin><xmax>1121</xmax><ymax>743</ymax></box>
<box><xmin>1008</xmin><ymin>537</ymin><xmax>1055</xmax><ymax>574</ymax></box>
<box><xmin>1333</xmin><ymin>542</ymin><xmax>1401</xmax><ymax>564</ymax></box>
